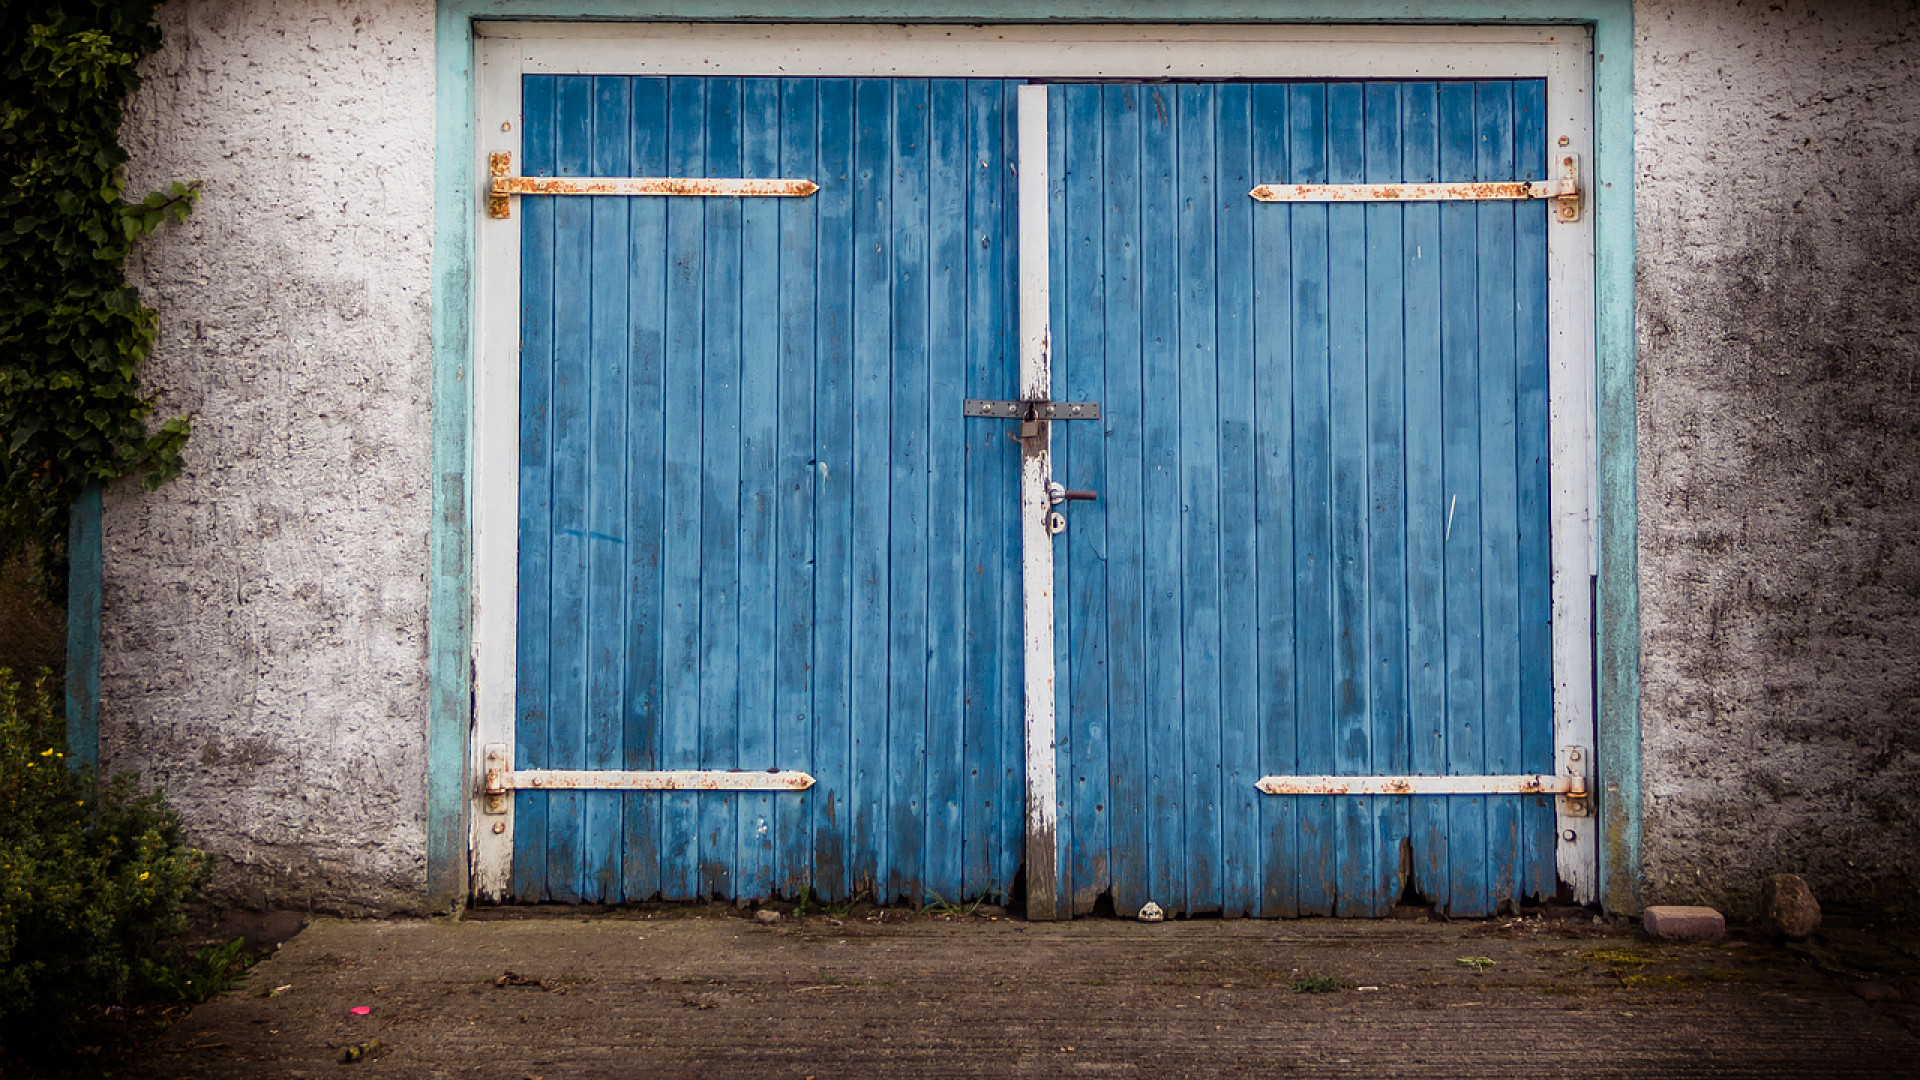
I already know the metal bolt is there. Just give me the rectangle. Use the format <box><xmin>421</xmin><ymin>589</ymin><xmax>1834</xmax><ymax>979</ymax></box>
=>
<box><xmin>492</xmin><ymin>822</ymin><xmax>506</xmax><ymax>835</ymax></box>
<box><xmin>1567</xmin><ymin>747</ymin><xmax>1582</xmax><ymax>762</ymax></box>
<box><xmin>1558</xmin><ymin>135</ymin><xmax>1570</xmax><ymax>147</ymax></box>
<box><xmin>1562</xmin><ymin>829</ymin><xmax>1577</xmax><ymax>841</ymax></box>
<box><xmin>501</xmin><ymin>121</ymin><xmax>512</xmax><ymax>132</ymax></box>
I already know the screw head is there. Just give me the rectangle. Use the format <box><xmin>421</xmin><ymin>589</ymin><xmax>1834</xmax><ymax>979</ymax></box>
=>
<box><xmin>1562</xmin><ymin>829</ymin><xmax>1577</xmax><ymax>842</ymax></box>
<box><xmin>492</xmin><ymin>822</ymin><xmax>506</xmax><ymax>835</ymax></box>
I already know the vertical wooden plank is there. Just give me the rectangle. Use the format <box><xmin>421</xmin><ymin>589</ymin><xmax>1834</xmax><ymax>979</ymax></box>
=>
<box><xmin>660</xmin><ymin>75</ymin><xmax>707</xmax><ymax>901</ymax></box>
<box><xmin>774</xmin><ymin>77</ymin><xmax>819</xmax><ymax>902</ymax></box>
<box><xmin>545</xmin><ymin>74</ymin><xmax>594</xmax><ymax>905</ymax></box>
<box><xmin>1175</xmin><ymin>83</ymin><xmax>1223</xmax><ymax>915</ymax></box>
<box><xmin>1477</xmin><ymin>81</ymin><xmax>1523</xmax><ymax>914</ymax></box>
<box><xmin>850</xmin><ymin>77</ymin><xmax>892</xmax><ymax>899</ymax></box>
<box><xmin>1363</xmin><ymin>82</ymin><xmax>1411</xmax><ymax>917</ymax></box>
<box><xmin>924</xmin><ymin>77</ymin><xmax>969</xmax><ymax>906</ymax></box>
<box><xmin>697</xmin><ymin>77</ymin><xmax>744</xmax><ymax>900</ymax></box>
<box><xmin>1438</xmin><ymin>79</ymin><xmax>1489</xmax><ymax>917</ymax></box>
<box><xmin>1100</xmin><ymin>83</ymin><xmax>1150</xmax><ymax>917</ymax></box>
<box><xmin>1059</xmin><ymin>82</ymin><xmax>1110</xmax><ymax>916</ymax></box>
<box><xmin>1138</xmin><ymin>85</ymin><xmax>1185</xmax><ymax>914</ymax></box>
<box><xmin>997</xmin><ymin>81</ymin><xmax>1025</xmax><ymax>904</ymax></box>
<box><xmin>1288</xmin><ymin>82</ymin><xmax>1335</xmax><ymax>917</ymax></box>
<box><xmin>1325</xmin><ymin>81</ymin><xmax>1373</xmax><ymax>917</ymax></box>
<box><xmin>1251</xmin><ymin>82</ymin><xmax>1299</xmax><ymax>918</ymax></box>
<box><xmin>810</xmin><ymin>77</ymin><xmax>857</xmax><ymax>903</ymax></box>
<box><xmin>582</xmin><ymin>76</ymin><xmax>632</xmax><ymax>903</ymax></box>
<box><xmin>736</xmin><ymin>76</ymin><xmax>783</xmax><ymax>903</ymax></box>
<box><xmin>1513</xmin><ymin>78</ymin><xmax>1559</xmax><ymax>902</ymax></box>
<box><xmin>513</xmin><ymin>74</ymin><xmax>557</xmax><ymax>902</ymax></box>
<box><xmin>960</xmin><ymin>78</ymin><xmax>1008</xmax><ymax>904</ymax></box>
<box><xmin>887</xmin><ymin>78</ymin><xmax>931</xmax><ymax>906</ymax></box>
<box><xmin>1400</xmin><ymin>82</ymin><xmax>1450</xmax><ymax>912</ymax></box>
<box><xmin>1213</xmin><ymin>83</ymin><xmax>1260</xmax><ymax>919</ymax></box>
<box><xmin>1018</xmin><ymin>83</ymin><xmax>1059</xmax><ymax>921</ymax></box>
<box><xmin>622</xmin><ymin>75</ymin><xmax>669</xmax><ymax>903</ymax></box>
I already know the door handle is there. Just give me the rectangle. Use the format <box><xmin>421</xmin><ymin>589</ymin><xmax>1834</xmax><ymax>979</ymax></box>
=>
<box><xmin>1046</xmin><ymin>482</ymin><xmax>1098</xmax><ymax>505</ymax></box>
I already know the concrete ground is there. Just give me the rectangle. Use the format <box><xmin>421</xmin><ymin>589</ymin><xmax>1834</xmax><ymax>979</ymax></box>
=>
<box><xmin>146</xmin><ymin>908</ymin><xmax>1920</xmax><ymax>1079</ymax></box>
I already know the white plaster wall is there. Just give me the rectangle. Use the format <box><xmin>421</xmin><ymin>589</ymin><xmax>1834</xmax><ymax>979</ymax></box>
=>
<box><xmin>109</xmin><ymin>0</ymin><xmax>437</xmax><ymax>913</ymax></box>
<box><xmin>1635</xmin><ymin>0</ymin><xmax>1920</xmax><ymax>918</ymax></box>
<box><xmin>98</xmin><ymin>0</ymin><xmax>1920</xmax><ymax>917</ymax></box>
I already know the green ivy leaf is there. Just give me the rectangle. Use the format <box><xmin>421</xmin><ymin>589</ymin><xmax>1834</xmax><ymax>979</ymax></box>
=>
<box><xmin>0</xmin><ymin>2</ymin><xmax>188</xmax><ymax>602</ymax></box>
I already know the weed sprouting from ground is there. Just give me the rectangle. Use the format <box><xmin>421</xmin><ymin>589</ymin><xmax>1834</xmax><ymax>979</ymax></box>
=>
<box><xmin>1288</xmin><ymin>974</ymin><xmax>1354</xmax><ymax>994</ymax></box>
<box><xmin>922</xmin><ymin>892</ymin><xmax>986</xmax><ymax>919</ymax></box>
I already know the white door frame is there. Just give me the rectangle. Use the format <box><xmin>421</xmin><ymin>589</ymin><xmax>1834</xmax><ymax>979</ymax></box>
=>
<box><xmin>468</xmin><ymin>21</ymin><xmax>1600</xmax><ymax>905</ymax></box>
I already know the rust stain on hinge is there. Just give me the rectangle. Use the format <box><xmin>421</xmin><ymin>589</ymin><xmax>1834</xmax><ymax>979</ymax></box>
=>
<box><xmin>486</xmin><ymin>153</ymin><xmax>817</xmax><ymax>219</ymax></box>
<box><xmin>1254</xmin><ymin>773</ymin><xmax>1586</xmax><ymax>797</ymax></box>
<box><xmin>1250</xmin><ymin>154</ymin><xmax>1581</xmax><ymax>221</ymax></box>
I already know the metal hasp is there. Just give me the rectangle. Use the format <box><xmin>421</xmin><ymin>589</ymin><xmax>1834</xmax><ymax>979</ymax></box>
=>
<box><xmin>486</xmin><ymin>152</ymin><xmax>819</xmax><ymax>219</ymax></box>
<box><xmin>963</xmin><ymin>398</ymin><xmax>1102</xmax><ymax>440</ymax></box>
<box><xmin>481</xmin><ymin>743</ymin><xmax>814</xmax><ymax>815</ymax></box>
<box><xmin>1251</xmin><ymin>152</ymin><xmax>1582</xmax><ymax>223</ymax></box>
<box><xmin>1256</xmin><ymin>771</ymin><xmax>1591</xmax><ymax>817</ymax></box>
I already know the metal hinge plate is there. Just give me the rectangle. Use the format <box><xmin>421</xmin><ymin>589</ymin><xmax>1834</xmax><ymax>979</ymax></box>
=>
<box><xmin>963</xmin><ymin>399</ymin><xmax>1102</xmax><ymax>420</ymax></box>
<box><xmin>1251</xmin><ymin>152</ymin><xmax>1582</xmax><ymax>223</ymax></box>
<box><xmin>486</xmin><ymin>152</ymin><xmax>819</xmax><ymax>219</ymax></box>
<box><xmin>481</xmin><ymin>743</ymin><xmax>814</xmax><ymax>814</ymax></box>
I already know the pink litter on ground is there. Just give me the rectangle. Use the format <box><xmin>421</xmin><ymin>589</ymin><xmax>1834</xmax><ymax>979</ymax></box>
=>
<box><xmin>349</xmin><ymin>1006</ymin><xmax>372</xmax><ymax>1016</ymax></box>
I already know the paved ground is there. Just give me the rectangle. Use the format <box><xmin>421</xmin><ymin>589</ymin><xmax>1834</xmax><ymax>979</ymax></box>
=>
<box><xmin>143</xmin><ymin>908</ymin><xmax>1920</xmax><ymax>1079</ymax></box>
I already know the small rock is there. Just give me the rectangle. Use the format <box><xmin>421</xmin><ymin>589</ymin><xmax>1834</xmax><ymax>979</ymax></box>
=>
<box><xmin>1851</xmin><ymin>981</ymin><xmax>1901</xmax><ymax>1002</ymax></box>
<box><xmin>1642</xmin><ymin>905</ymin><xmax>1725</xmax><ymax>942</ymax></box>
<box><xmin>754</xmin><ymin>909</ymin><xmax>782</xmax><ymax>925</ymax></box>
<box><xmin>1760</xmin><ymin>873</ymin><xmax>1822</xmax><ymax>940</ymax></box>
<box><xmin>1138</xmin><ymin>901</ymin><xmax>1164</xmax><ymax>923</ymax></box>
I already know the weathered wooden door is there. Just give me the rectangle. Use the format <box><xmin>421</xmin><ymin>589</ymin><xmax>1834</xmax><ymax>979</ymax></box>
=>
<box><xmin>505</xmin><ymin>72</ymin><xmax>1566</xmax><ymax>916</ymax></box>
<box><xmin>1042</xmin><ymin>80</ymin><xmax>1557</xmax><ymax>918</ymax></box>
<box><xmin>511</xmin><ymin>75</ymin><xmax>1027</xmax><ymax>904</ymax></box>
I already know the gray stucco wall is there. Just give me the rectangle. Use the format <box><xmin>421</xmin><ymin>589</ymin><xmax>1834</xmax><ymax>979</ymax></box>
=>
<box><xmin>100</xmin><ymin>0</ymin><xmax>1919</xmax><ymax>917</ymax></box>
<box><xmin>1635</xmin><ymin>0</ymin><xmax>1920</xmax><ymax>919</ymax></box>
<box><xmin>109</xmin><ymin>0</ymin><xmax>437</xmax><ymax>913</ymax></box>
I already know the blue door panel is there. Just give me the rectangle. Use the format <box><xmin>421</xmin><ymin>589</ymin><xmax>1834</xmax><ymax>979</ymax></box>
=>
<box><xmin>517</xmin><ymin>76</ymin><xmax>1025</xmax><ymax>904</ymax></box>
<box><xmin>1048</xmin><ymin>80</ymin><xmax>1555</xmax><ymax>918</ymax></box>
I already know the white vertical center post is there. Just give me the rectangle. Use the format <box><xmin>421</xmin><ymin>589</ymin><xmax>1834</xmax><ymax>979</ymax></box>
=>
<box><xmin>1016</xmin><ymin>84</ymin><xmax>1059</xmax><ymax>921</ymax></box>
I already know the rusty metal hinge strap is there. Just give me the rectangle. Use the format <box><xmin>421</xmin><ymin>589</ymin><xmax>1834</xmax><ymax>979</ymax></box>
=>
<box><xmin>481</xmin><ymin>745</ymin><xmax>813</xmax><ymax>813</ymax></box>
<box><xmin>486</xmin><ymin>152</ymin><xmax>818</xmax><ymax>219</ymax></box>
<box><xmin>1254</xmin><ymin>774</ymin><xmax>1586</xmax><ymax>797</ymax></box>
<box><xmin>1251</xmin><ymin>153</ymin><xmax>1582</xmax><ymax>222</ymax></box>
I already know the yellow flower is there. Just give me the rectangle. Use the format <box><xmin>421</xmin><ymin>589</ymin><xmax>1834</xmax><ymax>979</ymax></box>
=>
<box><xmin>138</xmin><ymin>871</ymin><xmax>150</xmax><ymax>881</ymax></box>
<box><xmin>39</xmin><ymin>748</ymin><xmax>54</xmax><ymax>757</ymax></box>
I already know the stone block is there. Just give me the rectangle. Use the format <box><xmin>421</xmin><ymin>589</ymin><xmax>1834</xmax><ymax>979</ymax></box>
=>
<box><xmin>1643</xmin><ymin>905</ymin><xmax>1726</xmax><ymax>941</ymax></box>
<box><xmin>1760</xmin><ymin>873</ymin><xmax>1822</xmax><ymax>940</ymax></box>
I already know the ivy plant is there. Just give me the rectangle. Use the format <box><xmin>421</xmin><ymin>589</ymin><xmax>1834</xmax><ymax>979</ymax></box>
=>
<box><xmin>1</xmin><ymin>1</ymin><xmax>193</xmax><ymax>602</ymax></box>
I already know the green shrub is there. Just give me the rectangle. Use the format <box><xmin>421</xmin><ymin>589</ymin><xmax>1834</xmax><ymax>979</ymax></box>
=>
<box><xmin>0</xmin><ymin>668</ymin><xmax>213</xmax><ymax>1049</ymax></box>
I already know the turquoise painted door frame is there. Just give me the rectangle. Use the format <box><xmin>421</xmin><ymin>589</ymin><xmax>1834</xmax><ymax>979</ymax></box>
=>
<box><xmin>439</xmin><ymin>13</ymin><xmax>1637</xmax><ymax>916</ymax></box>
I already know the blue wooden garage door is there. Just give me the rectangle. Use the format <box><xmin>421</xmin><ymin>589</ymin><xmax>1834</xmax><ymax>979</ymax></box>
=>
<box><xmin>513</xmin><ymin>74</ymin><xmax>1556</xmax><ymax>916</ymax></box>
<box><xmin>1046</xmin><ymin>81</ymin><xmax>1555</xmax><ymax>918</ymax></box>
<box><xmin>514</xmin><ymin>75</ymin><xmax>1026</xmax><ymax>904</ymax></box>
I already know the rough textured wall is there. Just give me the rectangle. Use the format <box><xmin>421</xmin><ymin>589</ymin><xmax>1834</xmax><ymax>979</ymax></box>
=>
<box><xmin>1636</xmin><ymin>0</ymin><xmax>1920</xmax><ymax>918</ymax></box>
<box><xmin>110</xmin><ymin>0</ymin><xmax>436</xmax><ymax>913</ymax></box>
